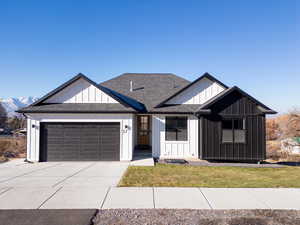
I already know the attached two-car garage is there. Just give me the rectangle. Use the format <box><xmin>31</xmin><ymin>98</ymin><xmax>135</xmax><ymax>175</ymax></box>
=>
<box><xmin>39</xmin><ymin>123</ymin><xmax>120</xmax><ymax>161</ymax></box>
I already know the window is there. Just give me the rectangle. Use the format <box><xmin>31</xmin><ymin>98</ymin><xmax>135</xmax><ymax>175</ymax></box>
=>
<box><xmin>222</xmin><ymin>118</ymin><xmax>246</xmax><ymax>143</ymax></box>
<box><xmin>165</xmin><ymin>116</ymin><xmax>187</xmax><ymax>141</ymax></box>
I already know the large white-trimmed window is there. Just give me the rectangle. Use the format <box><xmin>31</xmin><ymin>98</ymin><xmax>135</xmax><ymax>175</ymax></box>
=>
<box><xmin>165</xmin><ymin>116</ymin><xmax>188</xmax><ymax>141</ymax></box>
<box><xmin>222</xmin><ymin>118</ymin><xmax>246</xmax><ymax>143</ymax></box>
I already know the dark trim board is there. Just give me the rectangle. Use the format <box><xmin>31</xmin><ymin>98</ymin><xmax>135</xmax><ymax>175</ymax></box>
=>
<box><xmin>40</xmin><ymin>122</ymin><xmax>120</xmax><ymax>162</ymax></box>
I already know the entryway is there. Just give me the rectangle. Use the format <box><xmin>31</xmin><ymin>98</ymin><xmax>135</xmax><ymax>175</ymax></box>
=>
<box><xmin>135</xmin><ymin>115</ymin><xmax>152</xmax><ymax>157</ymax></box>
<box><xmin>132</xmin><ymin>115</ymin><xmax>153</xmax><ymax>165</ymax></box>
<box><xmin>137</xmin><ymin>115</ymin><xmax>151</xmax><ymax>149</ymax></box>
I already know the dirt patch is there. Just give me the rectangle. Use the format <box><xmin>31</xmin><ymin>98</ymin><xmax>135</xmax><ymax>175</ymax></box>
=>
<box><xmin>93</xmin><ymin>209</ymin><xmax>300</xmax><ymax>225</ymax></box>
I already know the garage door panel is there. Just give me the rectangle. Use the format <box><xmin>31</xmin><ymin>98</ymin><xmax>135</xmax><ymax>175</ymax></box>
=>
<box><xmin>101</xmin><ymin>141</ymin><xmax>118</xmax><ymax>145</ymax></box>
<box><xmin>60</xmin><ymin>139</ymin><xmax>81</xmax><ymax>143</ymax></box>
<box><xmin>100</xmin><ymin>145</ymin><xmax>119</xmax><ymax>149</ymax></box>
<box><xmin>80</xmin><ymin>137</ymin><xmax>99</xmax><ymax>142</ymax></box>
<box><xmin>47</xmin><ymin>131</ymin><xmax>64</xmax><ymax>136</ymax></box>
<box><xmin>40</xmin><ymin>123</ymin><xmax>120</xmax><ymax>161</ymax></box>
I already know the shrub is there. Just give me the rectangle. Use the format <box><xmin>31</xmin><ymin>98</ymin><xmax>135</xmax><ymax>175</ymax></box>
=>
<box><xmin>266</xmin><ymin>141</ymin><xmax>281</xmax><ymax>161</ymax></box>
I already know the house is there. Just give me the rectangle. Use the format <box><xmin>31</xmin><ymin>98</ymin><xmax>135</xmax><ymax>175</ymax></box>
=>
<box><xmin>281</xmin><ymin>138</ymin><xmax>300</xmax><ymax>154</ymax></box>
<box><xmin>17</xmin><ymin>72</ymin><xmax>276</xmax><ymax>162</ymax></box>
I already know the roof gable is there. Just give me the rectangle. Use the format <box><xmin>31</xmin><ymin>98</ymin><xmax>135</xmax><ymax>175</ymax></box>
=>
<box><xmin>30</xmin><ymin>73</ymin><xmax>138</xmax><ymax>110</ymax></box>
<box><xmin>197</xmin><ymin>86</ymin><xmax>277</xmax><ymax>114</ymax></box>
<box><xmin>155</xmin><ymin>73</ymin><xmax>228</xmax><ymax>107</ymax></box>
<box><xmin>165</xmin><ymin>76</ymin><xmax>226</xmax><ymax>105</ymax></box>
<box><xmin>44</xmin><ymin>77</ymin><xmax>118</xmax><ymax>104</ymax></box>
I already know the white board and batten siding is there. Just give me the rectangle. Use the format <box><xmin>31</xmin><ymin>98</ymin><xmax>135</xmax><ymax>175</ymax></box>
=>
<box><xmin>44</xmin><ymin>78</ymin><xmax>118</xmax><ymax>104</ymax></box>
<box><xmin>26</xmin><ymin>114</ymin><xmax>134</xmax><ymax>162</ymax></box>
<box><xmin>166</xmin><ymin>77</ymin><xmax>225</xmax><ymax>105</ymax></box>
<box><xmin>152</xmin><ymin>115</ymin><xmax>198</xmax><ymax>159</ymax></box>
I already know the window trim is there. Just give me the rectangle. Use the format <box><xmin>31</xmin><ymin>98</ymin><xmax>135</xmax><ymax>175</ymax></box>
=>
<box><xmin>221</xmin><ymin>117</ymin><xmax>247</xmax><ymax>144</ymax></box>
<box><xmin>165</xmin><ymin>116</ymin><xmax>188</xmax><ymax>142</ymax></box>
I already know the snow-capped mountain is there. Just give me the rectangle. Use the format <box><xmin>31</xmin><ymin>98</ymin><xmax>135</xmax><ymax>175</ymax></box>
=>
<box><xmin>0</xmin><ymin>97</ymin><xmax>39</xmax><ymax>117</ymax></box>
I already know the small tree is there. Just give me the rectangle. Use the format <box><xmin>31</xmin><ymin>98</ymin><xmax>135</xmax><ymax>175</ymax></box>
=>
<box><xmin>7</xmin><ymin>117</ymin><xmax>26</xmax><ymax>130</ymax></box>
<box><xmin>284</xmin><ymin>108</ymin><xmax>300</xmax><ymax>138</ymax></box>
<box><xmin>0</xmin><ymin>103</ymin><xmax>7</xmax><ymax>128</ymax></box>
<box><xmin>266</xmin><ymin>119</ymin><xmax>280</xmax><ymax>140</ymax></box>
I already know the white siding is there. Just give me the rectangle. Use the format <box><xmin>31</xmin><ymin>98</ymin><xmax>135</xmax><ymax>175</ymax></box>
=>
<box><xmin>166</xmin><ymin>77</ymin><xmax>225</xmax><ymax>105</ymax></box>
<box><xmin>44</xmin><ymin>78</ymin><xmax>118</xmax><ymax>103</ymax></box>
<box><xmin>26</xmin><ymin>113</ymin><xmax>134</xmax><ymax>162</ymax></box>
<box><xmin>152</xmin><ymin>115</ymin><xmax>198</xmax><ymax>159</ymax></box>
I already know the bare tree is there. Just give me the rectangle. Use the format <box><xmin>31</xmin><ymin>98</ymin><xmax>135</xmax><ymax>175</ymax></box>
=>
<box><xmin>284</xmin><ymin>108</ymin><xmax>300</xmax><ymax>138</ymax></box>
<box><xmin>7</xmin><ymin>117</ymin><xmax>26</xmax><ymax>130</ymax></box>
<box><xmin>266</xmin><ymin>119</ymin><xmax>280</xmax><ymax>140</ymax></box>
<box><xmin>0</xmin><ymin>102</ymin><xmax>7</xmax><ymax>127</ymax></box>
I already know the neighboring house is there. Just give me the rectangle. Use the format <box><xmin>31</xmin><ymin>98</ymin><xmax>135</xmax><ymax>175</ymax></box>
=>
<box><xmin>281</xmin><ymin>138</ymin><xmax>300</xmax><ymax>154</ymax></box>
<box><xmin>17</xmin><ymin>73</ymin><xmax>276</xmax><ymax>162</ymax></box>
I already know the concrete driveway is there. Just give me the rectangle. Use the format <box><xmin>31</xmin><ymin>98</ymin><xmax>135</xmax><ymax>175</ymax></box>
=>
<box><xmin>0</xmin><ymin>159</ymin><xmax>129</xmax><ymax>209</ymax></box>
<box><xmin>1</xmin><ymin>159</ymin><xmax>299</xmax><ymax>210</ymax></box>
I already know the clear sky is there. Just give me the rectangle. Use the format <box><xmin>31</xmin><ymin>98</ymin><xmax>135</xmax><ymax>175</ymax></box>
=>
<box><xmin>0</xmin><ymin>0</ymin><xmax>299</xmax><ymax>113</ymax></box>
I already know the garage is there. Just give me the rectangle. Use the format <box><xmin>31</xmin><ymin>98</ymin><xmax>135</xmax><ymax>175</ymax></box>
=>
<box><xmin>40</xmin><ymin>122</ymin><xmax>120</xmax><ymax>161</ymax></box>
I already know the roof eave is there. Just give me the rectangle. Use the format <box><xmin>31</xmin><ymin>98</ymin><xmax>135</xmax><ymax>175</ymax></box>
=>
<box><xmin>17</xmin><ymin>110</ymin><xmax>136</xmax><ymax>114</ymax></box>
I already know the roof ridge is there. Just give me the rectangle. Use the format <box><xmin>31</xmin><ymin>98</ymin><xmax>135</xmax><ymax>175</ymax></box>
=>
<box><xmin>100</xmin><ymin>72</ymin><xmax>191</xmax><ymax>85</ymax></box>
<box><xmin>121</xmin><ymin>72</ymin><xmax>176</xmax><ymax>75</ymax></box>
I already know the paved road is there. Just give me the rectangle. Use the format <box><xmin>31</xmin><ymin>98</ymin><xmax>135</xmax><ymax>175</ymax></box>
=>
<box><xmin>0</xmin><ymin>209</ymin><xmax>97</xmax><ymax>225</ymax></box>
<box><xmin>0</xmin><ymin>159</ymin><xmax>299</xmax><ymax>210</ymax></box>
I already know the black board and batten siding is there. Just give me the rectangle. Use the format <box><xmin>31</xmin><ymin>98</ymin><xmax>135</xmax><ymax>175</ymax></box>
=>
<box><xmin>199</xmin><ymin>91</ymin><xmax>266</xmax><ymax>161</ymax></box>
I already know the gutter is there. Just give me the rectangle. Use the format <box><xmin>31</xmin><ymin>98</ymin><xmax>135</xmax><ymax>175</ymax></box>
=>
<box><xmin>194</xmin><ymin>109</ymin><xmax>211</xmax><ymax>117</ymax></box>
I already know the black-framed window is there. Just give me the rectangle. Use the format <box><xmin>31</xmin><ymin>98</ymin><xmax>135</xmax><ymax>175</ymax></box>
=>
<box><xmin>222</xmin><ymin>118</ymin><xmax>246</xmax><ymax>143</ymax></box>
<box><xmin>165</xmin><ymin>116</ymin><xmax>188</xmax><ymax>141</ymax></box>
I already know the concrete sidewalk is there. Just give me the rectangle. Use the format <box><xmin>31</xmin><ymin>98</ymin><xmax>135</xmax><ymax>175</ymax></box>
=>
<box><xmin>101</xmin><ymin>187</ymin><xmax>300</xmax><ymax>210</ymax></box>
<box><xmin>0</xmin><ymin>187</ymin><xmax>299</xmax><ymax>209</ymax></box>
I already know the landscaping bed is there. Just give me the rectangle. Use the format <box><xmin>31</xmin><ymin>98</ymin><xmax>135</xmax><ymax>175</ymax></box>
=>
<box><xmin>119</xmin><ymin>164</ymin><xmax>300</xmax><ymax>188</ymax></box>
<box><xmin>93</xmin><ymin>209</ymin><xmax>300</xmax><ymax>225</ymax></box>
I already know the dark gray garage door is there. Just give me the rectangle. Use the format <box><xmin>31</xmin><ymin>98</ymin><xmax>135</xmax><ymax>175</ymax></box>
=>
<box><xmin>40</xmin><ymin>123</ymin><xmax>120</xmax><ymax>161</ymax></box>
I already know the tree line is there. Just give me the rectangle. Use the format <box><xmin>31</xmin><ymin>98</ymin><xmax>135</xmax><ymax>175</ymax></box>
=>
<box><xmin>0</xmin><ymin>104</ymin><xmax>26</xmax><ymax>130</ymax></box>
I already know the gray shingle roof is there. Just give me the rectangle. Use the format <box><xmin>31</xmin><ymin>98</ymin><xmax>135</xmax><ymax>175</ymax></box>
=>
<box><xmin>101</xmin><ymin>73</ymin><xmax>190</xmax><ymax>111</ymax></box>
<box><xmin>17</xmin><ymin>72</ymin><xmax>276</xmax><ymax>115</ymax></box>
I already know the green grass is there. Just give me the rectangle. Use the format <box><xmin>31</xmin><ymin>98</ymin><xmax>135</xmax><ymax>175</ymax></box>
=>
<box><xmin>119</xmin><ymin>164</ymin><xmax>300</xmax><ymax>188</ymax></box>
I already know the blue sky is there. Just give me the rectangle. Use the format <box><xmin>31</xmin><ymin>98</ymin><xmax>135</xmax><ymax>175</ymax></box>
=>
<box><xmin>0</xmin><ymin>0</ymin><xmax>299</xmax><ymax>113</ymax></box>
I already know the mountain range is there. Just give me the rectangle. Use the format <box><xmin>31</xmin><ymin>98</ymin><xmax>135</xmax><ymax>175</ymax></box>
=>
<box><xmin>0</xmin><ymin>97</ymin><xmax>39</xmax><ymax>117</ymax></box>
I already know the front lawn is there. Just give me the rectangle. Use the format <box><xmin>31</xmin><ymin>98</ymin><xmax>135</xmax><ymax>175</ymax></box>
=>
<box><xmin>119</xmin><ymin>164</ymin><xmax>300</xmax><ymax>188</ymax></box>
